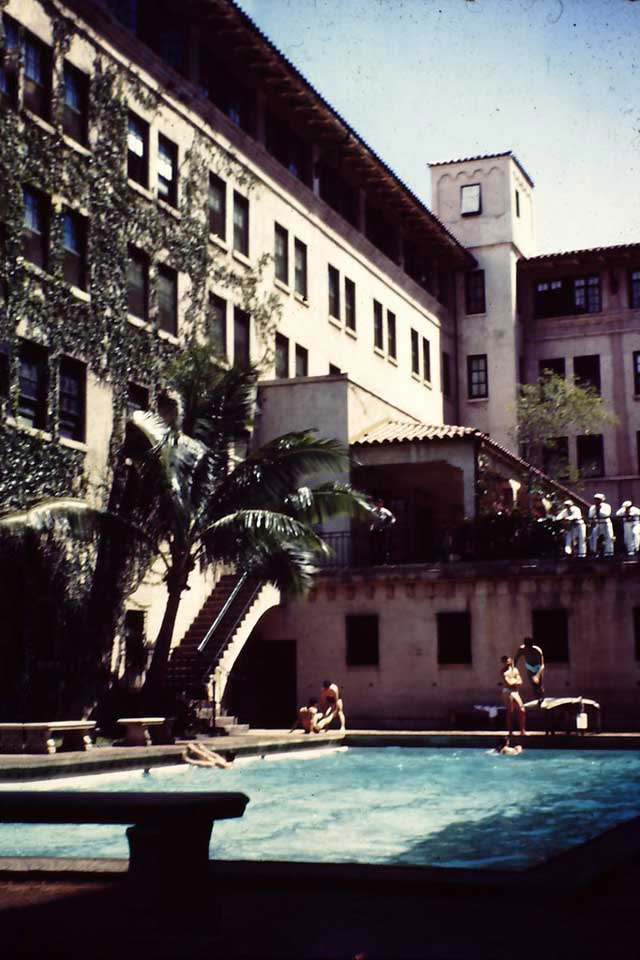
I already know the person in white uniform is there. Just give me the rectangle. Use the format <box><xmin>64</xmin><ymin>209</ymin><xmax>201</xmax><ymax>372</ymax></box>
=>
<box><xmin>588</xmin><ymin>493</ymin><xmax>614</xmax><ymax>557</ymax></box>
<box><xmin>555</xmin><ymin>499</ymin><xmax>586</xmax><ymax>557</ymax></box>
<box><xmin>616</xmin><ymin>500</ymin><xmax>640</xmax><ymax>556</ymax></box>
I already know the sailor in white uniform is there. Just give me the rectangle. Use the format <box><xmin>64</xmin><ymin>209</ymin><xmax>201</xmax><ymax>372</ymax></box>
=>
<box><xmin>588</xmin><ymin>493</ymin><xmax>614</xmax><ymax>557</ymax></box>
<box><xmin>616</xmin><ymin>500</ymin><xmax>640</xmax><ymax>556</ymax></box>
<box><xmin>555</xmin><ymin>499</ymin><xmax>586</xmax><ymax>557</ymax></box>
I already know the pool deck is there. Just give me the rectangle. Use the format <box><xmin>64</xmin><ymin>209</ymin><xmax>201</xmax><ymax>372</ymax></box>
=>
<box><xmin>0</xmin><ymin>730</ymin><xmax>639</xmax><ymax>958</ymax></box>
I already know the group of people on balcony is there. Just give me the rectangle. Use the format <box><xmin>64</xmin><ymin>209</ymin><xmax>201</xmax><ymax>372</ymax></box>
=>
<box><xmin>555</xmin><ymin>492</ymin><xmax>640</xmax><ymax>558</ymax></box>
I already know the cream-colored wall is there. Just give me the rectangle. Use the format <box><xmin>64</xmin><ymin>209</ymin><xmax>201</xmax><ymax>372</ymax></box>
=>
<box><xmin>261</xmin><ymin>566</ymin><xmax>640</xmax><ymax>730</ymax></box>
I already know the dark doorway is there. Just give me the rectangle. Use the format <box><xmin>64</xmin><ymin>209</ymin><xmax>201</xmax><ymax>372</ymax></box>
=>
<box><xmin>227</xmin><ymin>633</ymin><xmax>297</xmax><ymax>728</ymax></box>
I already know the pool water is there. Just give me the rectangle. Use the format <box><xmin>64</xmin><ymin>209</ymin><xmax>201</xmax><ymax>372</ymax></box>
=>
<box><xmin>1</xmin><ymin>747</ymin><xmax>639</xmax><ymax>869</ymax></box>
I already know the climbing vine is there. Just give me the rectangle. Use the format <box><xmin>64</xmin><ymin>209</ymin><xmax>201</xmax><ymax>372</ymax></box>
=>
<box><xmin>0</xmin><ymin>0</ymin><xmax>282</xmax><ymax>511</ymax></box>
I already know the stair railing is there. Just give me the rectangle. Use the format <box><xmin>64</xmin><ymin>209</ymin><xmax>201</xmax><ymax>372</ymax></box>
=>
<box><xmin>197</xmin><ymin>572</ymin><xmax>249</xmax><ymax>655</ymax></box>
<box><xmin>198</xmin><ymin>573</ymin><xmax>264</xmax><ymax>671</ymax></box>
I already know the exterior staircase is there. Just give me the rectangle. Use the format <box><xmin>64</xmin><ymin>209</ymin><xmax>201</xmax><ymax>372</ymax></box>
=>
<box><xmin>167</xmin><ymin>572</ymin><xmax>280</xmax><ymax>733</ymax></box>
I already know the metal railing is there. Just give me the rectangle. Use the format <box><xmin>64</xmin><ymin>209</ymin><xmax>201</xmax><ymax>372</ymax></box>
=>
<box><xmin>198</xmin><ymin>574</ymin><xmax>263</xmax><ymax>680</ymax></box>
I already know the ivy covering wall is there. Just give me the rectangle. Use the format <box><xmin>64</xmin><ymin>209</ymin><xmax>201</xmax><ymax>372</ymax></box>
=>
<box><xmin>0</xmin><ymin>0</ymin><xmax>281</xmax><ymax>511</ymax></box>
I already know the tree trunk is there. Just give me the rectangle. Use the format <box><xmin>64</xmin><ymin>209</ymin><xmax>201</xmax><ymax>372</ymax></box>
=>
<box><xmin>142</xmin><ymin>583</ymin><xmax>185</xmax><ymax>698</ymax></box>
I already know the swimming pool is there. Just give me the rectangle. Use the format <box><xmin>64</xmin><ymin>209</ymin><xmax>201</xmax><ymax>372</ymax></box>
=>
<box><xmin>1</xmin><ymin>747</ymin><xmax>639</xmax><ymax>869</ymax></box>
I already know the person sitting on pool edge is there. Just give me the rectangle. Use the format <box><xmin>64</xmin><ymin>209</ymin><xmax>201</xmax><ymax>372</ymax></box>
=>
<box><xmin>182</xmin><ymin>741</ymin><xmax>235</xmax><ymax>768</ymax></box>
<box><xmin>316</xmin><ymin>680</ymin><xmax>346</xmax><ymax>732</ymax></box>
<box><xmin>499</xmin><ymin>656</ymin><xmax>526</xmax><ymax>738</ymax></box>
<box><xmin>514</xmin><ymin>636</ymin><xmax>545</xmax><ymax>701</ymax></box>
<box><xmin>289</xmin><ymin>698</ymin><xmax>321</xmax><ymax>734</ymax></box>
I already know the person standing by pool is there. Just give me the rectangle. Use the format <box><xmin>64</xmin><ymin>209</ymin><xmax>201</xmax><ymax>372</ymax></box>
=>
<box><xmin>289</xmin><ymin>698</ymin><xmax>321</xmax><ymax>734</ymax></box>
<box><xmin>514</xmin><ymin>636</ymin><xmax>545</xmax><ymax>700</ymax></box>
<box><xmin>499</xmin><ymin>656</ymin><xmax>526</xmax><ymax>738</ymax></box>
<box><xmin>317</xmin><ymin>680</ymin><xmax>346</xmax><ymax>731</ymax></box>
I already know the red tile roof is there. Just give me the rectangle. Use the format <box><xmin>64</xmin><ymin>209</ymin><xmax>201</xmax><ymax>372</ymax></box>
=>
<box><xmin>428</xmin><ymin>151</ymin><xmax>534</xmax><ymax>188</ymax></box>
<box><xmin>522</xmin><ymin>242</ymin><xmax>640</xmax><ymax>264</ymax></box>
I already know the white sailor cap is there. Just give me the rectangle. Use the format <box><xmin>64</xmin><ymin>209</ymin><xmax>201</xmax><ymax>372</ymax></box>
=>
<box><xmin>622</xmin><ymin>500</ymin><xmax>633</xmax><ymax>508</ymax></box>
<box><xmin>594</xmin><ymin>493</ymin><xmax>605</xmax><ymax>500</ymax></box>
<box><xmin>563</xmin><ymin>499</ymin><xmax>574</xmax><ymax>506</ymax></box>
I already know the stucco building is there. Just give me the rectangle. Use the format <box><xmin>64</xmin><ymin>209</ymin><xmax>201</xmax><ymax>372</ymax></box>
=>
<box><xmin>2</xmin><ymin>0</ymin><xmax>639</xmax><ymax>729</ymax></box>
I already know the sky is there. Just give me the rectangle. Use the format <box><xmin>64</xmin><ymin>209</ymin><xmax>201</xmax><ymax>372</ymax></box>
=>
<box><xmin>237</xmin><ymin>0</ymin><xmax>640</xmax><ymax>255</ymax></box>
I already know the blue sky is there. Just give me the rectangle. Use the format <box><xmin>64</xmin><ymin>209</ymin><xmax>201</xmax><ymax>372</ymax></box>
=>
<box><xmin>237</xmin><ymin>0</ymin><xmax>640</xmax><ymax>255</ymax></box>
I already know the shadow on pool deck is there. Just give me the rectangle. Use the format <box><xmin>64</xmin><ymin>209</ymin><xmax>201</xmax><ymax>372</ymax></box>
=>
<box><xmin>1</xmin><ymin>731</ymin><xmax>639</xmax><ymax>958</ymax></box>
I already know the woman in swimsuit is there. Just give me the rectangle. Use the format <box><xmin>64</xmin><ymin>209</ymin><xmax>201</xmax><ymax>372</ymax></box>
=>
<box><xmin>499</xmin><ymin>656</ymin><xmax>526</xmax><ymax>738</ymax></box>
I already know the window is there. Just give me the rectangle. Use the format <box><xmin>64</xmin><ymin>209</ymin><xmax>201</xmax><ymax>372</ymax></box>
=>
<box><xmin>633</xmin><ymin>608</ymin><xmax>640</xmax><ymax>662</ymax></box>
<box><xmin>22</xmin><ymin>187</ymin><xmax>48</xmax><ymax>270</ymax></box>
<box><xmin>233</xmin><ymin>192</ymin><xmax>249</xmax><ymax>256</ymax></box>
<box><xmin>266</xmin><ymin>111</ymin><xmax>307</xmax><ymax>181</ymax></box>
<box><xmin>127</xmin><ymin>113</ymin><xmax>148</xmax><ymax>188</ymax></box>
<box><xmin>0</xmin><ymin>341</ymin><xmax>10</xmax><ymax>398</ymax></box>
<box><xmin>630</xmin><ymin>270</ymin><xmax>640</xmax><ymax>310</ymax></box>
<box><xmin>234</xmin><ymin>307</ymin><xmax>250</xmax><ymax>368</ymax></box>
<box><xmin>422</xmin><ymin>338</ymin><xmax>431</xmax><ymax>382</ymax></box>
<box><xmin>157</xmin><ymin>265</ymin><xmax>177</xmax><ymax>335</ymax></box>
<box><xmin>208</xmin><ymin>294</ymin><xmax>226</xmax><ymax>359</ymax></box>
<box><xmin>577</xmin><ymin>434</ymin><xmax>604</xmax><ymax>478</ymax></box>
<box><xmin>539</xmin><ymin>358</ymin><xmax>565</xmax><ymax>379</ymax></box>
<box><xmin>294</xmin><ymin>239</ymin><xmax>307</xmax><ymax>299</ymax></box>
<box><xmin>58</xmin><ymin>357</ymin><xmax>85</xmax><ymax>441</ymax></box>
<box><xmin>62</xmin><ymin>210</ymin><xmax>87</xmax><ymax>290</ymax></box>
<box><xmin>411</xmin><ymin>328</ymin><xmax>419</xmax><ymax>376</ymax></box>
<box><xmin>460</xmin><ymin>183</ymin><xmax>481</xmax><ymax>216</ymax></box>
<box><xmin>346</xmin><ymin>614</ymin><xmax>379</xmax><ymax>667</ymax></box>
<box><xmin>465</xmin><ymin>270</ymin><xmax>486</xmax><ymax>314</ymax></box>
<box><xmin>387</xmin><ymin>311</ymin><xmax>396</xmax><ymax>360</ymax></box>
<box><xmin>437</xmin><ymin>611</ymin><xmax>471</xmax><ymax>665</ymax></box>
<box><xmin>23</xmin><ymin>30</ymin><xmax>51</xmax><ymax>119</ymax></box>
<box><xmin>295</xmin><ymin>343</ymin><xmax>308</xmax><ymax>378</ymax></box>
<box><xmin>208</xmin><ymin>174</ymin><xmax>226</xmax><ymax>239</ymax></box>
<box><xmin>157</xmin><ymin>134</ymin><xmax>177</xmax><ymax>206</ymax></box>
<box><xmin>637</xmin><ymin>431</ymin><xmax>640</xmax><ymax>474</ymax></box>
<box><xmin>535</xmin><ymin>275</ymin><xmax>601</xmax><ymax>318</ymax></box>
<box><xmin>123</xmin><ymin>609</ymin><xmax>147</xmax><ymax>674</ymax></box>
<box><xmin>634</xmin><ymin>352</ymin><xmax>640</xmax><ymax>395</ymax></box>
<box><xmin>442</xmin><ymin>351</ymin><xmax>451</xmax><ymax>398</ymax></box>
<box><xmin>275</xmin><ymin>333</ymin><xmax>289</xmax><ymax>379</ymax></box>
<box><xmin>344</xmin><ymin>277</ymin><xmax>356</xmax><ymax>331</ymax></box>
<box><xmin>328</xmin><ymin>265</ymin><xmax>340</xmax><ymax>319</ymax></box>
<box><xmin>127</xmin><ymin>246</ymin><xmax>148</xmax><ymax>320</ymax></box>
<box><xmin>532</xmin><ymin>609</ymin><xmax>568</xmax><ymax>663</ymax></box>
<box><xmin>63</xmin><ymin>63</ymin><xmax>88</xmax><ymax>144</ymax></box>
<box><xmin>274</xmin><ymin>223</ymin><xmax>288</xmax><ymax>285</ymax></box>
<box><xmin>573</xmin><ymin>354</ymin><xmax>600</xmax><ymax>394</ymax></box>
<box><xmin>515</xmin><ymin>189</ymin><xmax>520</xmax><ymax>218</ymax></box>
<box><xmin>542</xmin><ymin>437</ymin><xmax>569</xmax><ymax>479</ymax></box>
<box><xmin>373</xmin><ymin>300</ymin><xmax>383</xmax><ymax>350</ymax></box>
<box><xmin>467</xmin><ymin>354</ymin><xmax>488</xmax><ymax>399</ymax></box>
<box><xmin>0</xmin><ymin>15</ymin><xmax>19</xmax><ymax>105</ymax></box>
<box><xmin>126</xmin><ymin>382</ymin><xmax>149</xmax><ymax>417</ymax></box>
<box><xmin>18</xmin><ymin>341</ymin><xmax>48</xmax><ymax>430</ymax></box>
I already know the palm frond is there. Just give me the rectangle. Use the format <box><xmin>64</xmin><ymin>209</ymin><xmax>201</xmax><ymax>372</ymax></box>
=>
<box><xmin>0</xmin><ymin>498</ymin><xmax>106</xmax><ymax>541</ymax></box>
<box><xmin>283</xmin><ymin>482</ymin><xmax>376</xmax><ymax>525</ymax></box>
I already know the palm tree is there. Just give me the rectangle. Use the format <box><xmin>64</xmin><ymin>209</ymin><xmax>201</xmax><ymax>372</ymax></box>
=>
<box><xmin>123</xmin><ymin>347</ymin><xmax>372</xmax><ymax>699</ymax></box>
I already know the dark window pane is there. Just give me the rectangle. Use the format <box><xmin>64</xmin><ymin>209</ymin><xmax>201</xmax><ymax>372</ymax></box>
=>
<box><xmin>275</xmin><ymin>333</ymin><xmax>289</xmax><ymax>379</ymax></box>
<box><xmin>437</xmin><ymin>612</ymin><xmax>471</xmax><ymax>664</ymax></box>
<box><xmin>467</xmin><ymin>354</ymin><xmax>488</xmax><ymax>399</ymax></box>
<box><xmin>127</xmin><ymin>246</ymin><xmax>148</xmax><ymax>320</ymax></box>
<box><xmin>234</xmin><ymin>307</ymin><xmax>250</xmax><ymax>368</ymax></box>
<box><xmin>233</xmin><ymin>192</ymin><xmax>249</xmax><ymax>255</ymax></box>
<box><xmin>634</xmin><ymin>352</ymin><xmax>640</xmax><ymax>395</ymax></box>
<box><xmin>373</xmin><ymin>300</ymin><xmax>383</xmax><ymax>350</ymax></box>
<box><xmin>18</xmin><ymin>340</ymin><xmax>48</xmax><ymax>430</ymax></box>
<box><xmin>630</xmin><ymin>270</ymin><xmax>640</xmax><ymax>310</ymax></box>
<box><xmin>422</xmin><ymin>337</ymin><xmax>431</xmax><ymax>381</ymax></box>
<box><xmin>0</xmin><ymin>15</ymin><xmax>19</xmax><ymax>105</ymax></box>
<box><xmin>62</xmin><ymin>210</ymin><xmax>87</xmax><ymax>290</ymax></box>
<box><xmin>328</xmin><ymin>265</ymin><xmax>340</xmax><ymax>319</ymax></box>
<box><xmin>127</xmin><ymin>382</ymin><xmax>149</xmax><ymax>417</ymax></box>
<box><xmin>59</xmin><ymin>357</ymin><xmax>85</xmax><ymax>441</ymax></box>
<box><xmin>23</xmin><ymin>32</ymin><xmax>51</xmax><ymax>120</ymax></box>
<box><xmin>465</xmin><ymin>270</ymin><xmax>485</xmax><ymax>314</ymax></box>
<box><xmin>157</xmin><ymin>134</ymin><xmax>177</xmax><ymax>206</ymax></box>
<box><xmin>63</xmin><ymin>63</ymin><xmax>88</xmax><ymax>144</ymax></box>
<box><xmin>22</xmin><ymin>187</ymin><xmax>48</xmax><ymax>270</ymax></box>
<box><xmin>127</xmin><ymin>113</ymin><xmax>148</xmax><ymax>187</ymax></box>
<box><xmin>411</xmin><ymin>328</ymin><xmax>419</xmax><ymax>375</ymax></box>
<box><xmin>577</xmin><ymin>434</ymin><xmax>604</xmax><ymax>478</ymax></box>
<box><xmin>294</xmin><ymin>239</ymin><xmax>307</xmax><ymax>299</ymax></box>
<box><xmin>274</xmin><ymin>223</ymin><xmax>288</xmax><ymax>284</ymax></box>
<box><xmin>295</xmin><ymin>344</ymin><xmax>308</xmax><ymax>378</ymax></box>
<box><xmin>157</xmin><ymin>265</ymin><xmax>177</xmax><ymax>335</ymax></box>
<box><xmin>387</xmin><ymin>311</ymin><xmax>396</xmax><ymax>359</ymax></box>
<box><xmin>539</xmin><ymin>358</ymin><xmax>565</xmax><ymax>378</ymax></box>
<box><xmin>573</xmin><ymin>354</ymin><xmax>600</xmax><ymax>394</ymax></box>
<box><xmin>208</xmin><ymin>174</ymin><xmax>226</xmax><ymax>239</ymax></box>
<box><xmin>346</xmin><ymin>614</ymin><xmax>379</xmax><ymax>667</ymax></box>
<box><xmin>208</xmin><ymin>294</ymin><xmax>226</xmax><ymax>358</ymax></box>
<box><xmin>532</xmin><ymin>609</ymin><xmax>568</xmax><ymax>663</ymax></box>
<box><xmin>344</xmin><ymin>277</ymin><xmax>355</xmax><ymax>330</ymax></box>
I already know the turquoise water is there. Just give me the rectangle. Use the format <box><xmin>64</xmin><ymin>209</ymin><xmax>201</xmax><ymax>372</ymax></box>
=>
<box><xmin>1</xmin><ymin>747</ymin><xmax>640</xmax><ymax>869</ymax></box>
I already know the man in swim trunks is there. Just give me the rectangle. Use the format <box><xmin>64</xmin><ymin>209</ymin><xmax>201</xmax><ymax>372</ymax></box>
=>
<box><xmin>498</xmin><ymin>656</ymin><xmax>526</xmax><ymax>737</ymax></box>
<box><xmin>514</xmin><ymin>636</ymin><xmax>545</xmax><ymax>699</ymax></box>
<box><xmin>182</xmin><ymin>741</ymin><xmax>234</xmax><ymax>768</ymax></box>
<box><xmin>496</xmin><ymin>737</ymin><xmax>523</xmax><ymax>755</ymax></box>
<box><xmin>289</xmin><ymin>698</ymin><xmax>321</xmax><ymax>734</ymax></box>
<box><xmin>316</xmin><ymin>680</ymin><xmax>346</xmax><ymax>732</ymax></box>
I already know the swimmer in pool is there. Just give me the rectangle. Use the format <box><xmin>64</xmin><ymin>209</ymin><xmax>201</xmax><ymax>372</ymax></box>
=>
<box><xmin>499</xmin><ymin>656</ymin><xmax>526</xmax><ymax>738</ymax></box>
<box><xmin>514</xmin><ymin>636</ymin><xmax>545</xmax><ymax>700</ymax></box>
<box><xmin>182</xmin><ymin>741</ymin><xmax>235</xmax><ymax>768</ymax></box>
<box><xmin>495</xmin><ymin>738</ymin><xmax>523</xmax><ymax>755</ymax></box>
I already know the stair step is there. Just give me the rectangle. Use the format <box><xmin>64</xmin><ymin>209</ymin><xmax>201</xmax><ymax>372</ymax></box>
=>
<box><xmin>215</xmin><ymin>715</ymin><xmax>237</xmax><ymax>726</ymax></box>
<box><xmin>215</xmin><ymin>723</ymin><xmax>249</xmax><ymax>736</ymax></box>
